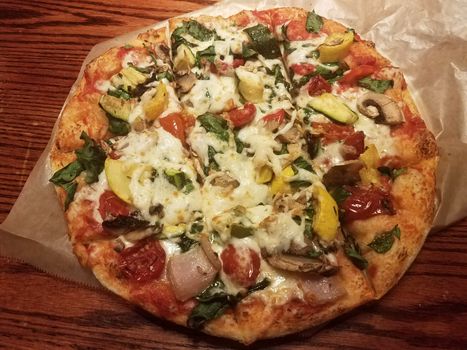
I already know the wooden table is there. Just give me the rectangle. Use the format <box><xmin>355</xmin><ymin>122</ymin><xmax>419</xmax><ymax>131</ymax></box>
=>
<box><xmin>1</xmin><ymin>1</ymin><xmax>466</xmax><ymax>349</ymax></box>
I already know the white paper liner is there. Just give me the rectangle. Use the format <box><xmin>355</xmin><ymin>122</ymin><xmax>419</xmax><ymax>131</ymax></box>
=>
<box><xmin>1</xmin><ymin>0</ymin><xmax>466</xmax><ymax>287</ymax></box>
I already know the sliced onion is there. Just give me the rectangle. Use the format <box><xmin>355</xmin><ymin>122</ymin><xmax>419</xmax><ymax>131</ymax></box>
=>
<box><xmin>200</xmin><ymin>235</ymin><xmax>221</xmax><ymax>270</ymax></box>
<box><xmin>299</xmin><ymin>275</ymin><xmax>347</xmax><ymax>305</ymax></box>
<box><xmin>167</xmin><ymin>245</ymin><xmax>219</xmax><ymax>301</ymax></box>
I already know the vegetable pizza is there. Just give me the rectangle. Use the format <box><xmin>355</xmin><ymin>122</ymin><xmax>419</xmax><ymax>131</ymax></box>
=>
<box><xmin>49</xmin><ymin>7</ymin><xmax>438</xmax><ymax>344</ymax></box>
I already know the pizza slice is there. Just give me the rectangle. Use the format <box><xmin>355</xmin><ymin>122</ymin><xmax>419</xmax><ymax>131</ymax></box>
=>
<box><xmin>270</xmin><ymin>7</ymin><xmax>438</xmax><ymax>297</ymax></box>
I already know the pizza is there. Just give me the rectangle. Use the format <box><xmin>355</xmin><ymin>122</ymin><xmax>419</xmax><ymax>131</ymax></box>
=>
<box><xmin>48</xmin><ymin>7</ymin><xmax>438</xmax><ymax>344</ymax></box>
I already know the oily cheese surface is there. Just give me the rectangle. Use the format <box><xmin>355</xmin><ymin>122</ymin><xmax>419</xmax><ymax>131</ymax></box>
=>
<box><xmin>49</xmin><ymin>7</ymin><xmax>438</xmax><ymax>344</ymax></box>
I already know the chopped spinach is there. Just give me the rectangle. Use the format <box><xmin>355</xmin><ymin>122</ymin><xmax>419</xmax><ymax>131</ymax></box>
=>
<box><xmin>171</xmin><ymin>20</ymin><xmax>217</xmax><ymax>51</ymax></box>
<box><xmin>198</xmin><ymin>113</ymin><xmax>230</xmax><ymax>142</ymax></box>
<box><xmin>164</xmin><ymin>169</ymin><xmax>194</xmax><ymax>194</ymax></box>
<box><xmin>241</xmin><ymin>43</ymin><xmax>257</xmax><ymax>59</ymax></box>
<box><xmin>49</xmin><ymin>132</ymin><xmax>105</xmax><ymax>209</ymax></box>
<box><xmin>267</xmin><ymin>64</ymin><xmax>290</xmax><ymax>90</ymax></box>
<box><xmin>244</xmin><ymin>24</ymin><xmax>281</xmax><ymax>59</ymax></box>
<box><xmin>196</xmin><ymin>45</ymin><xmax>216</xmax><ymax>66</ymax></box>
<box><xmin>358</xmin><ymin>77</ymin><xmax>394</xmax><ymax>93</ymax></box>
<box><xmin>106</xmin><ymin>114</ymin><xmax>131</xmax><ymax>136</ymax></box>
<box><xmin>368</xmin><ymin>225</ymin><xmax>401</xmax><ymax>254</ymax></box>
<box><xmin>75</xmin><ymin>132</ymin><xmax>106</xmax><ymax>184</ymax></box>
<box><xmin>343</xmin><ymin>232</ymin><xmax>368</xmax><ymax>270</ymax></box>
<box><xmin>274</xmin><ymin>143</ymin><xmax>288</xmax><ymax>155</ymax></box>
<box><xmin>283</xmin><ymin>40</ymin><xmax>295</xmax><ymax>54</ymax></box>
<box><xmin>234</xmin><ymin>130</ymin><xmax>245</xmax><ymax>153</ymax></box>
<box><xmin>306</xmin><ymin>10</ymin><xmax>323</xmax><ymax>33</ymax></box>
<box><xmin>230</xmin><ymin>224</ymin><xmax>253</xmax><ymax>238</ymax></box>
<box><xmin>292</xmin><ymin>156</ymin><xmax>313</xmax><ymax>172</ymax></box>
<box><xmin>247</xmin><ymin>278</ymin><xmax>270</xmax><ymax>293</ymax></box>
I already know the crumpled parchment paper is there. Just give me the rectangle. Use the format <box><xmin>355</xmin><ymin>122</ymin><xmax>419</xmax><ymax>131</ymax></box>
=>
<box><xmin>1</xmin><ymin>0</ymin><xmax>466</xmax><ymax>287</ymax></box>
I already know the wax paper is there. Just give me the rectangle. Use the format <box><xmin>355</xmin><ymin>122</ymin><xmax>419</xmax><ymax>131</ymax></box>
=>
<box><xmin>1</xmin><ymin>0</ymin><xmax>466</xmax><ymax>287</ymax></box>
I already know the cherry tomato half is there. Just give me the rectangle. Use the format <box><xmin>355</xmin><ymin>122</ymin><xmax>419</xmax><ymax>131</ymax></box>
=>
<box><xmin>227</xmin><ymin>103</ymin><xmax>256</xmax><ymax>127</ymax></box>
<box><xmin>119</xmin><ymin>239</ymin><xmax>166</xmax><ymax>283</ymax></box>
<box><xmin>307</xmin><ymin>75</ymin><xmax>332</xmax><ymax>96</ymax></box>
<box><xmin>98</xmin><ymin>190</ymin><xmax>130</xmax><ymax>220</ymax></box>
<box><xmin>233</xmin><ymin>58</ymin><xmax>245</xmax><ymax>68</ymax></box>
<box><xmin>340</xmin><ymin>186</ymin><xmax>395</xmax><ymax>223</ymax></box>
<box><xmin>342</xmin><ymin>131</ymin><xmax>365</xmax><ymax>160</ymax></box>
<box><xmin>160</xmin><ymin>113</ymin><xmax>187</xmax><ymax>144</ymax></box>
<box><xmin>311</xmin><ymin>122</ymin><xmax>355</xmax><ymax>145</ymax></box>
<box><xmin>286</xmin><ymin>19</ymin><xmax>317</xmax><ymax>41</ymax></box>
<box><xmin>221</xmin><ymin>244</ymin><xmax>260</xmax><ymax>288</ymax></box>
<box><xmin>262</xmin><ymin>109</ymin><xmax>285</xmax><ymax>124</ymax></box>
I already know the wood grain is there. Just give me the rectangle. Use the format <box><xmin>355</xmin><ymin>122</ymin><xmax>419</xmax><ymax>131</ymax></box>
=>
<box><xmin>0</xmin><ymin>1</ymin><xmax>466</xmax><ymax>349</ymax></box>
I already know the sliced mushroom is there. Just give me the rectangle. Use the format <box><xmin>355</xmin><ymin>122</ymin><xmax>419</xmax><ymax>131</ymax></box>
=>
<box><xmin>211</xmin><ymin>173</ymin><xmax>240</xmax><ymax>189</ymax></box>
<box><xmin>154</xmin><ymin>43</ymin><xmax>170</xmax><ymax>62</ymax></box>
<box><xmin>266</xmin><ymin>254</ymin><xmax>338</xmax><ymax>275</ymax></box>
<box><xmin>322</xmin><ymin>161</ymin><xmax>364</xmax><ymax>187</ymax></box>
<box><xmin>176</xmin><ymin>72</ymin><xmax>196</xmax><ymax>93</ymax></box>
<box><xmin>277</xmin><ymin>126</ymin><xmax>302</xmax><ymax>144</ymax></box>
<box><xmin>357</xmin><ymin>92</ymin><xmax>404</xmax><ymax>125</ymax></box>
<box><xmin>299</xmin><ymin>275</ymin><xmax>346</xmax><ymax>305</ymax></box>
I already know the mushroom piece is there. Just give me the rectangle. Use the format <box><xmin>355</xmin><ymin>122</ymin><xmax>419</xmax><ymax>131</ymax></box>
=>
<box><xmin>357</xmin><ymin>92</ymin><xmax>404</xmax><ymax>125</ymax></box>
<box><xmin>211</xmin><ymin>173</ymin><xmax>240</xmax><ymax>189</ymax></box>
<box><xmin>322</xmin><ymin>161</ymin><xmax>364</xmax><ymax>188</ymax></box>
<box><xmin>176</xmin><ymin>72</ymin><xmax>197</xmax><ymax>93</ymax></box>
<box><xmin>154</xmin><ymin>43</ymin><xmax>170</xmax><ymax>62</ymax></box>
<box><xmin>277</xmin><ymin>126</ymin><xmax>302</xmax><ymax>144</ymax></box>
<box><xmin>266</xmin><ymin>254</ymin><xmax>338</xmax><ymax>275</ymax></box>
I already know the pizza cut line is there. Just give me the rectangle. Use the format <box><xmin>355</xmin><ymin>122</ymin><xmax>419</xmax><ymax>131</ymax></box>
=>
<box><xmin>49</xmin><ymin>7</ymin><xmax>438</xmax><ymax>344</ymax></box>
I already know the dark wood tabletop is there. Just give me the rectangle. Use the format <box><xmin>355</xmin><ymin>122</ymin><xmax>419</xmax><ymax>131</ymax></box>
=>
<box><xmin>1</xmin><ymin>1</ymin><xmax>466</xmax><ymax>349</ymax></box>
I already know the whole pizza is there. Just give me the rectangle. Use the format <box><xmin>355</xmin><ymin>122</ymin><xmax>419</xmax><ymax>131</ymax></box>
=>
<box><xmin>49</xmin><ymin>7</ymin><xmax>438</xmax><ymax>344</ymax></box>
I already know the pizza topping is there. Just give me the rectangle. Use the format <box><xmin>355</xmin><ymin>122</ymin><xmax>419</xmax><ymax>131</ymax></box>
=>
<box><xmin>159</xmin><ymin>112</ymin><xmax>187</xmax><ymax>144</ymax></box>
<box><xmin>198</xmin><ymin>113</ymin><xmax>230</xmax><ymax>141</ymax></box>
<box><xmin>102</xmin><ymin>215</ymin><xmax>150</xmax><ymax>236</ymax></box>
<box><xmin>356</xmin><ymin>92</ymin><xmax>404</xmax><ymax>125</ymax></box>
<box><xmin>104</xmin><ymin>158</ymin><xmax>133</xmax><ymax>204</ymax></box>
<box><xmin>309</xmin><ymin>93</ymin><xmax>358</xmax><ymax>124</ymax></box>
<box><xmin>299</xmin><ymin>275</ymin><xmax>346</xmax><ymax>304</ymax></box>
<box><xmin>244</xmin><ymin>24</ymin><xmax>281</xmax><ymax>59</ymax></box>
<box><xmin>168</xmin><ymin>244</ymin><xmax>219</xmax><ymax>301</ymax></box>
<box><xmin>377</xmin><ymin>166</ymin><xmax>407</xmax><ymax>180</ymax></box>
<box><xmin>236</xmin><ymin>66</ymin><xmax>264</xmax><ymax>103</ymax></box>
<box><xmin>98</xmin><ymin>190</ymin><xmax>130</xmax><ymax>220</ymax></box>
<box><xmin>227</xmin><ymin>102</ymin><xmax>256</xmax><ymax>128</ymax></box>
<box><xmin>358</xmin><ymin>76</ymin><xmax>393</xmax><ymax>93</ymax></box>
<box><xmin>144</xmin><ymin>83</ymin><xmax>169</xmax><ymax>121</ymax></box>
<box><xmin>221</xmin><ymin>244</ymin><xmax>260</xmax><ymax>288</ymax></box>
<box><xmin>306</xmin><ymin>10</ymin><xmax>324</xmax><ymax>34</ymax></box>
<box><xmin>322</xmin><ymin>161</ymin><xmax>364</xmax><ymax>188</ymax></box>
<box><xmin>311</xmin><ymin>186</ymin><xmax>339</xmax><ymax>241</ymax></box>
<box><xmin>118</xmin><ymin>238</ymin><xmax>166</xmax><ymax>283</ymax></box>
<box><xmin>343</xmin><ymin>230</ymin><xmax>368</xmax><ymax>270</ymax></box>
<box><xmin>318</xmin><ymin>31</ymin><xmax>354</xmax><ymax>63</ymax></box>
<box><xmin>291</xmin><ymin>63</ymin><xmax>316</xmax><ymax>76</ymax></box>
<box><xmin>368</xmin><ymin>225</ymin><xmax>401</xmax><ymax>253</ymax></box>
<box><xmin>339</xmin><ymin>65</ymin><xmax>377</xmax><ymax>86</ymax></box>
<box><xmin>176</xmin><ymin>72</ymin><xmax>197</xmax><ymax>93</ymax></box>
<box><xmin>266</xmin><ymin>253</ymin><xmax>337</xmax><ymax>275</ymax></box>
<box><xmin>339</xmin><ymin>185</ymin><xmax>395</xmax><ymax>222</ymax></box>
<box><xmin>307</xmin><ymin>75</ymin><xmax>332</xmax><ymax>96</ymax></box>
<box><xmin>99</xmin><ymin>95</ymin><xmax>135</xmax><ymax>121</ymax></box>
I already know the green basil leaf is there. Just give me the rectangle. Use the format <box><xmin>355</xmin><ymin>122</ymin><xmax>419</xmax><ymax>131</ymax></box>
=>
<box><xmin>242</xmin><ymin>43</ymin><xmax>257</xmax><ymax>59</ymax></box>
<box><xmin>171</xmin><ymin>20</ymin><xmax>217</xmax><ymax>51</ymax></box>
<box><xmin>187</xmin><ymin>300</ymin><xmax>229</xmax><ymax>329</ymax></box>
<box><xmin>49</xmin><ymin>161</ymin><xmax>83</xmax><ymax>186</ymax></box>
<box><xmin>75</xmin><ymin>132</ymin><xmax>106</xmax><ymax>184</ymax></box>
<box><xmin>244</xmin><ymin>24</ymin><xmax>281</xmax><ymax>59</ymax></box>
<box><xmin>107</xmin><ymin>114</ymin><xmax>131</xmax><ymax>136</ymax></box>
<box><xmin>198</xmin><ymin>113</ymin><xmax>230</xmax><ymax>141</ymax></box>
<box><xmin>306</xmin><ymin>10</ymin><xmax>323</xmax><ymax>33</ymax></box>
<box><xmin>358</xmin><ymin>77</ymin><xmax>394</xmax><ymax>93</ymax></box>
<box><xmin>196</xmin><ymin>45</ymin><xmax>216</xmax><ymax>65</ymax></box>
<box><xmin>164</xmin><ymin>169</ymin><xmax>193</xmax><ymax>194</ymax></box>
<box><xmin>283</xmin><ymin>40</ymin><xmax>295</xmax><ymax>55</ymax></box>
<box><xmin>190</xmin><ymin>222</ymin><xmax>204</xmax><ymax>234</ymax></box>
<box><xmin>368</xmin><ymin>225</ymin><xmax>401</xmax><ymax>254</ymax></box>
<box><xmin>62</xmin><ymin>181</ymin><xmax>78</xmax><ymax>210</ymax></box>
<box><xmin>344</xmin><ymin>233</ymin><xmax>368</xmax><ymax>270</ymax></box>
<box><xmin>290</xmin><ymin>180</ymin><xmax>312</xmax><ymax>189</ymax></box>
<box><xmin>292</xmin><ymin>156</ymin><xmax>313</xmax><ymax>172</ymax></box>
